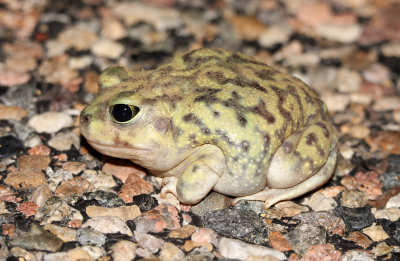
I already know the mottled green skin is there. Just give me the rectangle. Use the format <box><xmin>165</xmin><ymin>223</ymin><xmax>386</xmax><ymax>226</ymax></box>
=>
<box><xmin>80</xmin><ymin>48</ymin><xmax>337</xmax><ymax>207</ymax></box>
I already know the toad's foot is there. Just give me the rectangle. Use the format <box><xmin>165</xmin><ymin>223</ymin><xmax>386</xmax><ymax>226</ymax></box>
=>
<box><xmin>232</xmin><ymin>146</ymin><xmax>337</xmax><ymax>209</ymax></box>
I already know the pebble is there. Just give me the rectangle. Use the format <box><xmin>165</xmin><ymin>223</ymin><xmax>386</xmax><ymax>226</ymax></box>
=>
<box><xmin>190</xmin><ymin>191</ymin><xmax>231</xmax><ymax>217</ymax></box>
<box><xmin>48</xmin><ymin>132</ymin><xmax>80</xmax><ymax>151</ymax></box>
<box><xmin>340</xmin><ymin>190</ymin><xmax>368</xmax><ymax>208</ymax></box>
<box><xmin>85</xmin><ymin>190</ymin><xmax>125</xmax><ymax>208</ymax></box>
<box><xmin>372</xmin><ymin>207</ymin><xmax>400</xmax><ymax>222</ymax></box>
<box><xmin>258</xmin><ymin>26</ymin><xmax>291</xmax><ymax>48</ymax></box>
<box><xmin>102</xmin><ymin>159</ymin><xmax>146</xmax><ymax>183</ymax></box>
<box><xmin>110</xmin><ymin>240</ymin><xmax>136</xmax><ymax>261</ymax></box>
<box><xmin>68</xmin><ymin>55</ymin><xmax>93</xmax><ymax>70</ymax></box>
<box><xmin>0</xmin><ymin>69</ymin><xmax>30</xmax><ymax>86</ymax></box>
<box><xmin>76</xmin><ymin>226</ymin><xmax>106</xmax><ymax>246</ymax></box>
<box><xmin>382</xmin><ymin>42</ymin><xmax>400</xmax><ymax>57</ymax></box>
<box><xmin>118</xmin><ymin>173</ymin><xmax>153</xmax><ymax>203</ymax></box>
<box><xmin>301</xmin><ymin>244</ymin><xmax>341</xmax><ymax>261</ymax></box>
<box><xmin>61</xmin><ymin>162</ymin><xmax>86</xmax><ymax>175</ymax></box>
<box><xmin>316</xmin><ymin>23</ymin><xmax>362</xmax><ymax>43</ymax></box>
<box><xmin>183</xmin><ymin>240</ymin><xmax>213</xmax><ymax>252</ymax></box>
<box><xmin>6</xmin><ymin>56</ymin><xmax>37</xmax><ymax>72</ymax></box>
<box><xmin>0</xmin><ymin>185</ymin><xmax>16</xmax><ymax>202</ymax></box>
<box><xmin>202</xmin><ymin>208</ymin><xmax>268</xmax><ymax>244</ymax></box>
<box><xmin>91</xmin><ymin>39</ymin><xmax>125</xmax><ymax>59</ymax></box>
<box><xmin>0</xmin><ymin>105</ymin><xmax>27</xmax><ymax>121</ymax></box>
<box><xmin>191</xmin><ymin>227</ymin><xmax>219</xmax><ymax>247</ymax></box>
<box><xmin>386</xmin><ymin>192</ymin><xmax>400</xmax><ymax>208</ymax></box>
<box><xmin>81</xmin><ymin>245</ymin><xmax>106</xmax><ymax>260</ymax></box>
<box><xmin>302</xmin><ymin>190</ymin><xmax>337</xmax><ymax>211</ymax></box>
<box><xmin>28</xmin><ymin>144</ymin><xmax>51</xmax><ymax>156</ymax></box>
<box><xmin>19</xmin><ymin>155</ymin><xmax>51</xmax><ymax>171</ymax></box>
<box><xmin>55</xmin><ymin>177</ymin><xmax>94</xmax><ymax>198</ymax></box>
<box><xmin>341</xmin><ymin>250</ymin><xmax>374</xmax><ymax>261</ymax></box>
<box><xmin>321</xmin><ymin>92</ymin><xmax>350</xmax><ymax>112</ymax></box>
<box><xmin>9</xmin><ymin>247</ymin><xmax>38</xmax><ymax>261</ymax></box>
<box><xmin>16</xmin><ymin>201</ymin><xmax>38</xmax><ymax>216</ymax></box>
<box><xmin>268</xmin><ymin>231</ymin><xmax>292</xmax><ymax>252</ymax></box>
<box><xmin>112</xmin><ymin>2</ymin><xmax>181</xmax><ymax>31</ymax></box>
<box><xmin>134</xmin><ymin>231</ymin><xmax>164</xmax><ymax>253</ymax></box>
<box><xmin>67</xmin><ymin>247</ymin><xmax>92</xmax><ymax>261</ymax></box>
<box><xmin>36</xmin><ymin>197</ymin><xmax>83</xmax><ymax>225</ymax></box>
<box><xmin>58</xmin><ymin>26</ymin><xmax>98</xmax><ymax>51</ymax></box>
<box><xmin>0</xmin><ymin>135</ymin><xmax>24</xmax><ymax>159</ymax></box>
<box><xmin>86</xmin><ymin>205</ymin><xmax>141</xmax><ymax>222</ymax></box>
<box><xmin>227</xmin><ymin>14</ymin><xmax>267</xmax><ymax>42</ymax></box>
<box><xmin>5</xmin><ymin>166</ymin><xmax>47</xmax><ymax>190</ymax></box>
<box><xmin>81</xmin><ymin>170</ymin><xmax>117</xmax><ymax>190</ymax></box>
<box><xmin>366</xmin><ymin>131</ymin><xmax>400</xmax><ymax>155</ymax></box>
<box><xmin>334</xmin><ymin>206</ymin><xmax>374</xmax><ymax>231</ymax></box>
<box><xmin>82</xmin><ymin>216</ymin><xmax>132</xmax><ymax>236</ymax></box>
<box><xmin>159</xmin><ymin>242</ymin><xmax>185</xmax><ymax>261</ymax></box>
<box><xmin>218</xmin><ymin>237</ymin><xmax>286</xmax><ymax>260</ymax></box>
<box><xmin>134</xmin><ymin>204</ymin><xmax>180</xmax><ymax>233</ymax></box>
<box><xmin>336</xmin><ymin>68</ymin><xmax>361</xmax><ymax>93</ymax></box>
<box><xmin>371</xmin><ymin>242</ymin><xmax>398</xmax><ymax>260</ymax></box>
<box><xmin>233</xmin><ymin>199</ymin><xmax>265</xmax><ymax>215</ymax></box>
<box><xmin>168</xmin><ymin>224</ymin><xmax>197</xmax><ymax>239</ymax></box>
<box><xmin>43</xmin><ymin>252</ymin><xmax>69</xmax><ymax>261</ymax></box>
<box><xmin>285</xmin><ymin>223</ymin><xmax>326</xmax><ymax>254</ymax></box>
<box><xmin>28</xmin><ymin>112</ymin><xmax>73</xmax><ymax>134</ymax></box>
<box><xmin>363</xmin><ymin>63</ymin><xmax>391</xmax><ymax>86</ymax></box>
<box><xmin>372</xmin><ymin>97</ymin><xmax>400</xmax><ymax>111</ymax></box>
<box><xmin>43</xmin><ymin>224</ymin><xmax>76</xmax><ymax>242</ymax></box>
<box><xmin>37</xmin><ymin>56</ymin><xmax>78</xmax><ymax>85</ymax></box>
<box><xmin>362</xmin><ymin>224</ymin><xmax>389</xmax><ymax>241</ymax></box>
<box><xmin>83</xmin><ymin>71</ymin><xmax>99</xmax><ymax>94</ymax></box>
<box><xmin>294</xmin><ymin>211</ymin><xmax>346</xmax><ymax>236</ymax></box>
<box><xmin>346</xmin><ymin>231</ymin><xmax>372</xmax><ymax>249</ymax></box>
<box><xmin>10</xmin><ymin>223</ymin><xmax>63</xmax><ymax>252</ymax></box>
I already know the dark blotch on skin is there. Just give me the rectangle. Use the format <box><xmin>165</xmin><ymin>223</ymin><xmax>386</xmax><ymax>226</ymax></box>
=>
<box><xmin>241</xmin><ymin>140</ymin><xmax>250</xmax><ymax>152</ymax></box>
<box><xmin>306</xmin><ymin>133</ymin><xmax>318</xmax><ymax>145</ymax></box>
<box><xmin>183</xmin><ymin>113</ymin><xmax>202</xmax><ymax>125</ymax></box>
<box><xmin>255</xmin><ymin>69</ymin><xmax>276</xmax><ymax>80</ymax></box>
<box><xmin>192</xmin><ymin>165</ymin><xmax>198</xmax><ymax>172</ymax></box>
<box><xmin>282</xmin><ymin>141</ymin><xmax>294</xmax><ymax>154</ymax></box>
<box><xmin>153</xmin><ymin>117</ymin><xmax>170</xmax><ymax>134</ymax></box>
<box><xmin>238</xmin><ymin>115</ymin><xmax>247</xmax><ymax>127</ymax></box>
<box><xmin>251</xmin><ymin>100</ymin><xmax>276</xmax><ymax>124</ymax></box>
<box><xmin>201</xmin><ymin>127</ymin><xmax>211</xmax><ymax>135</ymax></box>
<box><xmin>316</xmin><ymin>122</ymin><xmax>330</xmax><ymax>138</ymax></box>
<box><xmin>213</xmin><ymin>111</ymin><xmax>220</xmax><ymax>118</ymax></box>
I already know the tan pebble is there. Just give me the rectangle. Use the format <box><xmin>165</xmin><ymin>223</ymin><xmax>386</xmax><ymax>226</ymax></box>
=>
<box><xmin>346</xmin><ymin>231</ymin><xmax>372</xmax><ymax>249</ymax></box>
<box><xmin>183</xmin><ymin>240</ymin><xmax>213</xmax><ymax>252</ymax></box>
<box><xmin>44</xmin><ymin>224</ymin><xmax>76</xmax><ymax>242</ymax></box>
<box><xmin>68</xmin><ymin>247</ymin><xmax>93</xmax><ymax>261</ymax></box>
<box><xmin>86</xmin><ymin>205</ymin><xmax>141</xmax><ymax>222</ymax></box>
<box><xmin>362</xmin><ymin>224</ymin><xmax>389</xmax><ymax>241</ymax></box>
<box><xmin>168</xmin><ymin>225</ymin><xmax>197</xmax><ymax>239</ymax></box>
<box><xmin>19</xmin><ymin>155</ymin><xmax>50</xmax><ymax>171</ymax></box>
<box><xmin>159</xmin><ymin>242</ymin><xmax>185</xmax><ymax>261</ymax></box>
<box><xmin>110</xmin><ymin>240</ymin><xmax>136</xmax><ymax>261</ymax></box>
<box><xmin>0</xmin><ymin>106</ymin><xmax>28</xmax><ymax>121</ymax></box>
<box><xmin>62</xmin><ymin>161</ymin><xmax>86</xmax><ymax>175</ymax></box>
<box><xmin>5</xmin><ymin>167</ymin><xmax>47</xmax><ymax>190</ymax></box>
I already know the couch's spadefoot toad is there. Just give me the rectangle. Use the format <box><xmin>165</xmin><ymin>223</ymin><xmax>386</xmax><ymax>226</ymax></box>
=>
<box><xmin>80</xmin><ymin>48</ymin><xmax>337</xmax><ymax>208</ymax></box>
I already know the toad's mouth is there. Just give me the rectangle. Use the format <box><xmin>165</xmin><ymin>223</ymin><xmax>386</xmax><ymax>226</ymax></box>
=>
<box><xmin>85</xmin><ymin>139</ymin><xmax>151</xmax><ymax>159</ymax></box>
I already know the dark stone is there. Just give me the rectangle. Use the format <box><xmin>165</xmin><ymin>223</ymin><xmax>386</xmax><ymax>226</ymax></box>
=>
<box><xmin>87</xmin><ymin>190</ymin><xmax>125</xmax><ymax>208</ymax></box>
<box><xmin>131</xmin><ymin>194</ymin><xmax>158</xmax><ymax>212</ymax></box>
<box><xmin>202</xmin><ymin>208</ymin><xmax>268</xmax><ymax>244</ymax></box>
<box><xmin>76</xmin><ymin>227</ymin><xmax>106</xmax><ymax>246</ymax></box>
<box><xmin>0</xmin><ymin>135</ymin><xmax>24</xmax><ymax>159</ymax></box>
<box><xmin>334</xmin><ymin>206</ymin><xmax>374</xmax><ymax>231</ymax></box>
<box><xmin>380</xmin><ymin>154</ymin><xmax>400</xmax><ymax>189</ymax></box>
<box><xmin>285</xmin><ymin>223</ymin><xmax>326</xmax><ymax>254</ymax></box>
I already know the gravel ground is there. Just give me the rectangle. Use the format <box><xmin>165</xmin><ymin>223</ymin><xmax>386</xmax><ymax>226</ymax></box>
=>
<box><xmin>0</xmin><ymin>0</ymin><xmax>400</xmax><ymax>260</ymax></box>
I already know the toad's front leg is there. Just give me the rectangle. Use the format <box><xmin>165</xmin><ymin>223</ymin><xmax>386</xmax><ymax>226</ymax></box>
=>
<box><xmin>161</xmin><ymin>144</ymin><xmax>225</xmax><ymax>205</ymax></box>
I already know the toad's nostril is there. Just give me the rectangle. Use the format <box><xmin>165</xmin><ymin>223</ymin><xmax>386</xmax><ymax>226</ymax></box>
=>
<box><xmin>80</xmin><ymin>110</ymin><xmax>92</xmax><ymax>125</ymax></box>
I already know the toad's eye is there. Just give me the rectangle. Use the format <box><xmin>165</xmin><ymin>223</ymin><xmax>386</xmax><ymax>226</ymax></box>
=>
<box><xmin>109</xmin><ymin>104</ymin><xmax>140</xmax><ymax>124</ymax></box>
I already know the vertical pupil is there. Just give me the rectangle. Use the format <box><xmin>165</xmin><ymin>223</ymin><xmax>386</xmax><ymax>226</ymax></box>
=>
<box><xmin>112</xmin><ymin>104</ymin><xmax>133</xmax><ymax>122</ymax></box>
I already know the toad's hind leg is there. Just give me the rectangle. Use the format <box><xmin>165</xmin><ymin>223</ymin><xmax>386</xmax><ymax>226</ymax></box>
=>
<box><xmin>233</xmin><ymin>122</ymin><xmax>337</xmax><ymax>208</ymax></box>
